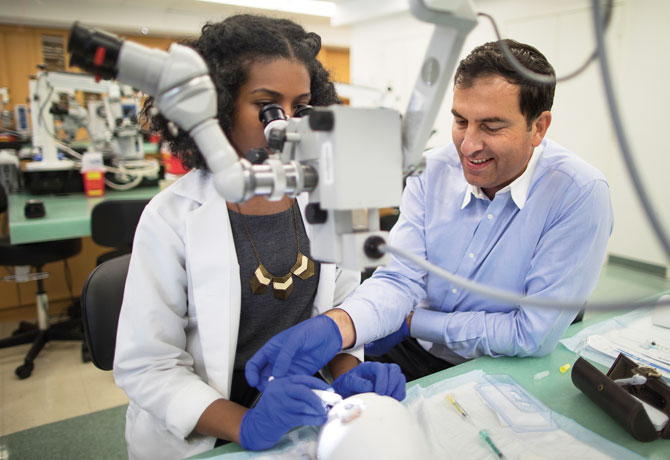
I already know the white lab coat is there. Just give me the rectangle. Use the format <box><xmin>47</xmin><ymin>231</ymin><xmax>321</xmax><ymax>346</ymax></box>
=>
<box><xmin>113</xmin><ymin>170</ymin><xmax>362</xmax><ymax>460</ymax></box>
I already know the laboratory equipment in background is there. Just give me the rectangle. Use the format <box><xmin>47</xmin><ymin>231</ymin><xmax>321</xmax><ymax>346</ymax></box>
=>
<box><xmin>0</xmin><ymin>87</ymin><xmax>29</xmax><ymax>142</ymax></box>
<box><xmin>28</xmin><ymin>70</ymin><xmax>103</xmax><ymax>172</ymax></box>
<box><xmin>0</xmin><ymin>149</ymin><xmax>22</xmax><ymax>193</ymax></box>
<box><xmin>25</xmin><ymin>69</ymin><xmax>158</xmax><ymax>194</ymax></box>
<box><xmin>85</xmin><ymin>85</ymin><xmax>144</xmax><ymax>161</ymax></box>
<box><xmin>80</xmin><ymin>151</ymin><xmax>105</xmax><ymax>197</ymax></box>
<box><xmin>0</xmin><ymin>88</ymin><xmax>12</xmax><ymax>131</ymax></box>
<box><xmin>66</xmin><ymin>0</ymin><xmax>476</xmax><ymax>271</ymax></box>
<box><xmin>13</xmin><ymin>105</ymin><xmax>30</xmax><ymax>135</ymax></box>
<box><xmin>333</xmin><ymin>82</ymin><xmax>399</xmax><ymax>109</ymax></box>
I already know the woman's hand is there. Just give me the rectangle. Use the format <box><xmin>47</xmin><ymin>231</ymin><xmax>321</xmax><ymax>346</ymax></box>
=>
<box><xmin>239</xmin><ymin>375</ymin><xmax>330</xmax><ymax>451</ymax></box>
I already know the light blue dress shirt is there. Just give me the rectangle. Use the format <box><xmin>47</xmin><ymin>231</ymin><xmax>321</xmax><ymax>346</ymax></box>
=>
<box><xmin>341</xmin><ymin>138</ymin><xmax>613</xmax><ymax>363</ymax></box>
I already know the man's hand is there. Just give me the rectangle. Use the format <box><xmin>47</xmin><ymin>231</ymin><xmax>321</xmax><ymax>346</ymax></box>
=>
<box><xmin>239</xmin><ymin>375</ymin><xmax>330</xmax><ymax>451</ymax></box>
<box><xmin>364</xmin><ymin>319</ymin><xmax>409</xmax><ymax>357</ymax></box>
<box><xmin>332</xmin><ymin>362</ymin><xmax>406</xmax><ymax>401</ymax></box>
<box><xmin>245</xmin><ymin>315</ymin><xmax>343</xmax><ymax>391</ymax></box>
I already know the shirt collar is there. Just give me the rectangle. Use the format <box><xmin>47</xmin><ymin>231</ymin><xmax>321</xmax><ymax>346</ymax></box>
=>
<box><xmin>461</xmin><ymin>142</ymin><xmax>544</xmax><ymax>210</ymax></box>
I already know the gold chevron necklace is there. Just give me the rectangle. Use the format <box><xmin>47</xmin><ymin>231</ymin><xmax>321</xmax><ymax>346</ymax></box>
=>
<box><xmin>235</xmin><ymin>202</ymin><xmax>315</xmax><ymax>300</ymax></box>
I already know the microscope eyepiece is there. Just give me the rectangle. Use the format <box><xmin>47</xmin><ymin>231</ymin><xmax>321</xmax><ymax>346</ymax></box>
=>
<box><xmin>293</xmin><ymin>105</ymin><xmax>313</xmax><ymax>118</ymax></box>
<box><xmin>68</xmin><ymin>21</ymin><xmax>123</xmax><ymax>80</ymax></box>
<box><xmin>258</xmin><ymin>103</ymin><xmax>286</xmax><ymax>127</ymax></box>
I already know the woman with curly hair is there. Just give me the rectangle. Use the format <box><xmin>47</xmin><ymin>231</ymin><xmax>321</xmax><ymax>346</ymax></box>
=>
<box><xmin>113</xmin><ymin>14</ymin><xmax>406</xmax><ymax>459</ymax></box>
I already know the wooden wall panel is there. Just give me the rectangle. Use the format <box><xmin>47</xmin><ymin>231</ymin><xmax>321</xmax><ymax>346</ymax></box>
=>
<box><xmin>0</xmin><ymin>23</ymin><xmax>349</xmax><ymax>111</ymax></box>
<box><xmin>318</xmin><ymin>47</ymin><xmax>350</xmax><ymax>84</ymax></box>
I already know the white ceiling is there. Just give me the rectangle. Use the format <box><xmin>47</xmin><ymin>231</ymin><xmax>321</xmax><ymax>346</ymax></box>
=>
<box><xmin>0</xmin><ymin>0</ymin><xmax>354</xmax><ymax>47</ymax></box>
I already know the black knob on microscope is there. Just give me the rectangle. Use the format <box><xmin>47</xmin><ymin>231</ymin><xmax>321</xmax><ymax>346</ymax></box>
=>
<box><xmin>305</xmin><ymin>203</ymin><xmax>328</xmax><ymax>224</ymax></box>
<box><xmin>364</xmin><ymin>235</ymin><xmax>386</xmax><ymax>259</ymax></box>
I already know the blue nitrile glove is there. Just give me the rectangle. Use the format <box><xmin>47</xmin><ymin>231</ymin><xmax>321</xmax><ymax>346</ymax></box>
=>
<box><xmin>364</xmin><ymin>320</ymin><xmax>409</xmax><ymax>357</ymax></box>
<box><xmin>239</xmin><ymin>375</ymin><xmax>330</xmax><ymax>451</ymax></box>
<box><xmin>332</xmin><ymin>362</ymin><xmax>406</xmax><ymax>401</ymax></box>
<box><xmin>246</xmin><ymin>315</ymin><xmax>342</xmax><ymax>391</ymax></box>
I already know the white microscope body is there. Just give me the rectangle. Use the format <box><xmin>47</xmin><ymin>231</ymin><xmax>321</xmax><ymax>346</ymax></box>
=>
<box><xmin>27</xmin><ymin>70</ymin><xmax>145</xmax><ymax>171</ymax></box>
<box><xmin>67</xmin><ymin>0</ymin><xmax>476</xmax><ymax>272</ymax></box>
<box><xmin>27</xmin><ymin>71</ymin><xmax>107</xmax><ymax>171</ymax></box>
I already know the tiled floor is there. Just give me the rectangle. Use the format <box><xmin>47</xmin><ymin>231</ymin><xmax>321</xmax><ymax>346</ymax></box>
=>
<box><xmin>0</xmin><ymin>258</ymin><xmax>667</xmax><ymax>442</ymax></box>
<box><xmin>0</xmin><ymin>320</ymin><xmax>128</xmax><ymax>437</ymax></box>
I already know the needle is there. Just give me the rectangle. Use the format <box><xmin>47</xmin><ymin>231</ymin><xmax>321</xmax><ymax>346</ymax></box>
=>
<box><xmin>446</xmin><ymin>393</ymin><xmax>469</xmax><ymax>418</ymax></box>
<box><xmin>446</xmin><ymin>393</ymin><xmax>507</xmax><ymax>460</ymax></box>
<box><xmin>479</xmin><ymin>429</ymin><xmax>506</xmax><ymax>459</ymax></box>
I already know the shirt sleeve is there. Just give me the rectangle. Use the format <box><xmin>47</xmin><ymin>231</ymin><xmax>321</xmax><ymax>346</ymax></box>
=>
<box><xmin>339</xmin><ymin>173</ymin><xmax>430</xmax><ymax>347</ymax></box>
<box><xmin>411</xmin><ymin>178</ymin><xmax>613</xmax><ymax>359</ymax></box>
<box><xmin>332</xmin><ymin>265</ymin><xmax>364</xmax><ymax>361</ymax></box>
<box><xmin>113</xmin><ymin>204</ymin><xmax>223</xmax><ymax>441</ymax></box>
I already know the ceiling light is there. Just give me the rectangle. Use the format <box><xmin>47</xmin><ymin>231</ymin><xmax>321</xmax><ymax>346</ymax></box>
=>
<box><xmin>197</xmin><ymin>0</ymin><xmax>337</xmax><ymax>17</ymax></box>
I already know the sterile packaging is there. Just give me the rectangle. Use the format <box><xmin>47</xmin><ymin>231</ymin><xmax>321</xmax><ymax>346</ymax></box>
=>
<box><xmin>475</xmin><ymin>374</ymin><xmax>557</xmax><ymax>432</ymax></box>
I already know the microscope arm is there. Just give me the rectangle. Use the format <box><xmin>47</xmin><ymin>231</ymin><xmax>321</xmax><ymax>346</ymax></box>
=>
<box><xmin>69</xmin><ymin>22</ymin><xmax>257</xmax><ymax>202</ymax></box>
<box><xmin>402</xmin><ymin>0</ymin><xmax>477</xmax><ymax>172</ymax></box>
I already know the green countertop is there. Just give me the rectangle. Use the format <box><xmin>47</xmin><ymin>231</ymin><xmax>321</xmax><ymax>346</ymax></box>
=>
<box><xmin>7</xmin><ymin>187</ymin><xmax>159</xmax><ymax>244</ymax></box>
<box><xmin>191</xmin><ymin>310</ymin><xmax>669</xmax><ymax>459</ymax></box>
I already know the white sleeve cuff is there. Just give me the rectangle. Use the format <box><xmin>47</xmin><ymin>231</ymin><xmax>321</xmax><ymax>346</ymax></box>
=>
<box><xmin>165</xmin><ymin>380</ymin><xmax>224</xmax><ymax>440</ymax></box>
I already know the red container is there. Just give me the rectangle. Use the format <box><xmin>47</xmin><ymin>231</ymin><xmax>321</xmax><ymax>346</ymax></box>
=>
<box><xmin>162</xmin><ymin>151</ymin><xmax>190</xmax><ymax>175</ymax></box>
<box><xmin>82</xmin><ymin>171</ymin><xmax>105</xmax><ymax>197</ymax></box>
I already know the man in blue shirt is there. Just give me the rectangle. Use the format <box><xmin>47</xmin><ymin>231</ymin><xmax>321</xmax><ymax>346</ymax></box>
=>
<box><xmin>245</xmin><ymin>39</ymin><xmax>613</xmax><ymax>387</ymax></box>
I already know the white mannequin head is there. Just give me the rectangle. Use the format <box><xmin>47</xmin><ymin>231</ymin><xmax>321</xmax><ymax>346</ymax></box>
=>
<box><xmin>317</xmin><ymin>392</ymin><xmax>432</xmax><ymax>460</ymax></box>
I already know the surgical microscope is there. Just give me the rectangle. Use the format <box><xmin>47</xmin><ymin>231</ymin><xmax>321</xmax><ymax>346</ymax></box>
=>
<box><xmin>65</xmin><ymin>0</ymin><xmax>476</xmax><ymax>271</ymax></box>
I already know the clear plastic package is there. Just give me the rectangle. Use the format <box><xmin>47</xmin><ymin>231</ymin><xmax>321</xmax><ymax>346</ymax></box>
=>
<box><xmin>475</xmin><ymin>374</ymin><xmax>557</xmax><ymax>432</ymax></box>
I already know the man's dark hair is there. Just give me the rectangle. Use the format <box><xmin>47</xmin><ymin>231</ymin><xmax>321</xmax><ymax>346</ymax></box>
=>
<box><xmin>454</xmin><ymin>39</ymin><xmax>555</xmax><ymax>128</ymax></box>
<box><xmin>144</xmin><ymin>14</ymin><xmax>339</xmax><ymax>170</ymax></box>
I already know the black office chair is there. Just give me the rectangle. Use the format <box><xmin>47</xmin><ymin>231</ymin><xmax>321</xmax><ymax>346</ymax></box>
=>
<box><xmin>0</xmin><ymin>185</ymin><xmax>84</xmax><ymax>379</ymax></box>
<box><xmin>90</xmin><ymin>199</ymin><xmax>149</xmax><ymax>265</ymax></box>
<box><xmin>80</xmin><ymin>254</ymin><xmax>130</xmax><ymax>370</ymax></box>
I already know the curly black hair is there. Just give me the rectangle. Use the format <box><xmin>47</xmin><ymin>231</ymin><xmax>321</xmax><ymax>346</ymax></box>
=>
<box><xmin>145</xmin><ymin>14</ymin><xmax>340</xmax><ymax>170</ymax></box>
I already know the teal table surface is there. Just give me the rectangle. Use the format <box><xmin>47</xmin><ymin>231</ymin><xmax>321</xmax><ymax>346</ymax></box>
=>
<box><xmin>191</xmin><ymin>310</ymin><xmax>670</xmax><ymax>459</ymax></box>
<box><xmin>8</xmin><ymin>187</ymin><xmax>160</xmax><ymax>244</ymax></box>
<box><xmin>68</xmin><ymin>141</ymin><xmax>160</xmax><ymax>156</ymax></box>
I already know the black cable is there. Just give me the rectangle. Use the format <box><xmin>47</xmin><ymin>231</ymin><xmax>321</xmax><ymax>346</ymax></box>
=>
<box><xmin>37</xmin><ymin>75</ymin><xmax>57</xmax><ymax>138</ymax></box>
<box><xmin>477</xmin><ymin>0</ymin><xmax>613</xmax><ymax>84</ymax></box>
<box><xmin>590</xmin><ymin>0</ymin><xmax>670</xmax><ymax>259</ymax></box>
<box><xmin>478</xmin><ymin>1</ymin><xmax>669</xmax><ymax>260</ymax></box>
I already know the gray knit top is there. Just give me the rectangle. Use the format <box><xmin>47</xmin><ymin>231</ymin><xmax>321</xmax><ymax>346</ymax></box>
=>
<box><xmin>228</xmin><ymin>203</ymin><xmax>320</xmax><ymax>371</ymax></box>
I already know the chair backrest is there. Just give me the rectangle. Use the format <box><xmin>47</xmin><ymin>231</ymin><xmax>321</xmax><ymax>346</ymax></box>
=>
<box><xmin>91</xmin><ymin>199</ymin><xmax>149</xmax><ymax>264</ymax></box>
<box><xmin>91</xmin><ymin>199</ymin><xmax>149</xmax><ymax>249</ymax></box>
<box><xmin>80</xmin><ymin>253</ymin><xmax>131</xmax><ymax>370</ymax></box>
<box><xmin>0</xmin><ymin>185</ymin><xmax>7</xmax><ymax>238</ymax></box>
<box><xmin>0</xmin><ymin>184</ymin><xmax>7</xmax><ymax>214</ymax></box>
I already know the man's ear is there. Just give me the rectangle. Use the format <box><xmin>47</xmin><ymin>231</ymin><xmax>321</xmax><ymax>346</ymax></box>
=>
<box><xmin>531</xmin><ymin>111</ymin><xmax>552</xmax><ymax>147</ymax></box>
